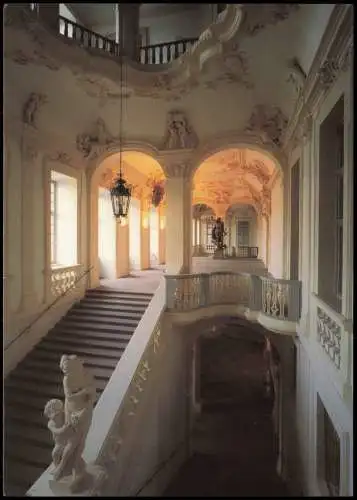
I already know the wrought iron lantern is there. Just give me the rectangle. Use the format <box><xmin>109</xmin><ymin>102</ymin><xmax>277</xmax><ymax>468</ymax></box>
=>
<box><xmin>109</xmin><ymin>9</ymin><xmax>131</xmax><ymax>221</ymax></box>
<box><xmin>110</xmin><ymin>172</ymin><xmax>132</xmax><ymax>221</ymax></box>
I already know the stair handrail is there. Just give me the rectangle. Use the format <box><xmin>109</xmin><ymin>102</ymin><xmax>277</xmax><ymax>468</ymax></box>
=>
<box><xmin>4</xmin><ymin>265</ymin><xmax>94</xmax><ymax>351</ymax></box>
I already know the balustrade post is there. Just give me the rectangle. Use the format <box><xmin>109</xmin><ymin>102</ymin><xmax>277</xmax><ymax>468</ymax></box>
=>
<box><xmin>288</xmin><ymin>281</ymin><xmax>301</xmax><ymax>322</ymax></box>
<box><xmin>199</xmin><ymin>273</ymin><xmax>210</xmax><ymax>307</ymax></box>
<box><xmin>249</xmin><ymin>275</ymin><xmax>263</xmax><ymax>311</ymax></box>
<box><xmin>165</xmin><ymin>276</ymin><xmax>177</xmax><ymax>311</ymax></box>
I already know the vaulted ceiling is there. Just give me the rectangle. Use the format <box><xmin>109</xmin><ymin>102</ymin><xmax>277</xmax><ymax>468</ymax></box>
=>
<box><xmin>193</xmin><ymin>148</ymin><xmax>277</xmax><ymax>213</ymax></box>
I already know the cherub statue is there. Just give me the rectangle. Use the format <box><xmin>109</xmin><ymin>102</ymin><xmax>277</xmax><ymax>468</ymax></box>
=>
<box><xmin>43</xmin><ymin>355</ymin><xmax>96</xmax><ymax>492</ymax></box>
<box><xmin>164</xmin><ymin>111</ymin><xmax>197</xmax><ymax>150</ymax></box>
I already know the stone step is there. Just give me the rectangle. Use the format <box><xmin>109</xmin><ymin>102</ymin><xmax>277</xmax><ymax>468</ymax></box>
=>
<box><xmin>81</xmin><ymin>296</ymin><xmax>151</xmax><ymax>307</ymax></box>
<box><xmin>46</xmin><ymin>331</ymin><xmax>130</xmax><ymax>351</ymax></box>
<box><xmin>70</xmin><ymin>305</ymin><xmax>143</xmax><ymax>319</ymax></box>
<box><xmin>67</xmin><ymin>310</ymin><xmax>141</xmax><ymax>325</ymax></box>
<box><xmin>56</xmin><ymin>319</ymin><xmax>136</xmax><ymax>334</ymax></box>
<box><xmin>76</xmin><ymin>301</ymin><xmax>147</xmax><ymax>313</ymax></box>
<box><xmin>49</xmin><ymin>327</ymin><xmax>133</xmax><ymax>344</ymax></box>
<box><xmin>18</xmin><ymin>358</ymin><xmax>114</xmax><ymax>381</ymax></box>
<box><xmin>35</xmin><ymin>341</ymin><xmax>125</xmax><ymax>360</ymax></box>
<box><xmin>5</xmin><ymin>433</ymin><xmax>52</xmax><ymax>468</ymax></box>
<box><xmin>5</xmin><ymin>457</ymin><xmax>45</xmax><ymax>494</ymax></box>
<box><xmin>27</xmin><ymin>349</ymin><xmax>119</xmax><ymax>370</ymax></box>
<box><xmin>87</xmin><ymin>288</ymin><xmax>153</xmax><ymax>299</ymax></box>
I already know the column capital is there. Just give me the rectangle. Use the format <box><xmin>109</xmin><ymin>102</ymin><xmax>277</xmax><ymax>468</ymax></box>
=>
<box><xmin>159</xmin><ymin>150</ymin><xmax>195</xmax><ymax>179</ymax></box>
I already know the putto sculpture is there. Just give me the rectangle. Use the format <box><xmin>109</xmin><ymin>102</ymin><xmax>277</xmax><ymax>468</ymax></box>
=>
<box><xmin>163</xmin><ymin>110</ymin><xmax>198</xmax><ymax>150</ymax></box>
<box><xmin>44</xmin><ymin>354</ymin><xmax>96</xmax><ymax>493</ymax></box>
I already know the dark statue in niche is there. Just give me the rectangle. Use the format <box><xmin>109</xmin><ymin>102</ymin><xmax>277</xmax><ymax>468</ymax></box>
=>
<box><xmin>211</xmin><ymin>217</ymin><xmax>227</xmax><ymax>250</ymax></box>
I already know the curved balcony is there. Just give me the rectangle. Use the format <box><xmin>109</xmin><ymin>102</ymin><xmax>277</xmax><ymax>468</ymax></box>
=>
<box><xmin>59</xmin><ymin>15</ymin><xmax>198</xmax><ymax>65</ymax></box>
<box><xmin>165</xmin><ymin>272</ymin><xmax>301</xmax><ymax>335</ymax></box>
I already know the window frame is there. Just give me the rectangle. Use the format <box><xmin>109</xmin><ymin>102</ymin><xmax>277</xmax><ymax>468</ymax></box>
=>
<box><xmin>50</xmin><ymin>180</ymin><xmax>58</xmax><ymax>266</ymax></box>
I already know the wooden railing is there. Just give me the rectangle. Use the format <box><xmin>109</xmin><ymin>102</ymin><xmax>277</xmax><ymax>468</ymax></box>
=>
<box><xmin>59</xmin><ymin>16</ymin><xmax>119</xmax><ymax>55</ymax></box>
<box><xmin>139</xmin><ymin>38</ymin><xmax>198</xmax><ymax>65</ymax></box>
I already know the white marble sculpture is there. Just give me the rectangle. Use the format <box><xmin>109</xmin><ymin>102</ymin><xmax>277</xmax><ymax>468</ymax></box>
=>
<box><xmin>44</xmin><ymin>354</ymin><xmax>96</xmax><ymax>493</ymax></box>
<box><xmin>164</xmin><ymin>110</ymin><xmax>198</xmax><ymax>150</ymax></box>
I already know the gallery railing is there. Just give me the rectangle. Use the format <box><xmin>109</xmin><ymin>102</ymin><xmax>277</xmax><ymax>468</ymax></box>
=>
<box><xmin>165</xmin><ymin>271</ymin><xmax>301</xmax><ymax>324</ymax></box>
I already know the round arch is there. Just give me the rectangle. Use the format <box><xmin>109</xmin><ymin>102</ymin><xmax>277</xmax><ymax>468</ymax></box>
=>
<box><xmin>191</xmin><ymin>133</ymin><xmax>286</xmax><ymax>179</ymax></box>
<box><xmin>87</xmin><ymin>143</ymin><xmax>165</xmax><ymax>288</ymax></box>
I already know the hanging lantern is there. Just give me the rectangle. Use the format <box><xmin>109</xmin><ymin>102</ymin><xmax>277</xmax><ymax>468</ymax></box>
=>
<box><xmin>110</xmin><ymin>173</ymin><xmax>132</xmax><ymax>221</ymax></box>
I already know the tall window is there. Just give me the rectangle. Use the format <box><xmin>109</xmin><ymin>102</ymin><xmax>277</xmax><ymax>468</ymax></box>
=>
<box><xmin>335</xmin><ymin>123</ymin><xmax>344</xmax><ymax>307</ymax></box>
<box><xmin>318</xmin><ymin>96</ymin><xmax>344</xmax><ymax>312</ymax></box>
<box><xmin>50</xmin><ymin>180</ymin><xmax>57</xmax><ymax>264</ymax></box>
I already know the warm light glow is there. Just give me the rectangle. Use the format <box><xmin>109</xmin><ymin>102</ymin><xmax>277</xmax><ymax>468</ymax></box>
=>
<box><xmin>142</xmin><ymin>214</ymin><xmax>149</xmax><ymax>229</ymax></box>
<box><xmin>160</xmin><ymin>216</ymin><xmax>166</xmax><ymax>230</ymax></box>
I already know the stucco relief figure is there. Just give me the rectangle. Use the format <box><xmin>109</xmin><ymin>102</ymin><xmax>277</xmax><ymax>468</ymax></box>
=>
<box><xmin>245</xmin><ymin>105</ymin><xmax>288</xmax><ymax>147</ymax></box>
<box><xmin>23</xmin><ymin>92</ymin><xmax>47</xmax><ymax>128</ymax></box>
<box><xmin>44</xmin><ymin>355</ymin><xmax>96</xmax><ymax>492</ymax></box>
<box><xmin>163</xmin><ymin>111</ymin><xmax>198</xmax><ymax>150</ymax></box>
<box><xmin>287</xmin><ymin>57</ymin><xmax>306</xmax><ymax>98</ymax></box>
<box><xmin>76</xmin><ymin>133</ymin><xmax>92</xmax><ymax>157</ymax></box>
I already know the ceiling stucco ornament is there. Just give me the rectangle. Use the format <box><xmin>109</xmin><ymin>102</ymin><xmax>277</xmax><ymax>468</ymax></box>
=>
<box><xmin>286</xmin><ymin>57</ymin><xmax>306</xmax><ymax>99</ymax></box>
<box><xmin>76</xmin><ymin>118</ymin><xmax>116</xmax><ymax>158</ymax></box>
<box><xmin>162</xmin><ymin>110</ymin><xmax>198</xmax><ymax>150</ymax></box>
<box><xmin>241</xmin><ymin>4</ymin><xmax>300</xmax><ymax>37</ymax></box>
<box><xmin>75</xmin><ymin>74</ymin><xmax>133</xmax><ymax>105</ymax></box>
<box><xmin>245</xmin><ymin>105</ymin><xmax>288</xmax><ymax>148</ymax></box>
<box><xmin>22</xmin><ymin>92</ymin><xmax>48</xmax><ymax>128</ymax></box>
<box><xmin>317</xmin><ymin>59</ymin><xmax>340</xmax><ymax>88</ymax></box>
<box><xmin>49</xmin><ymin>151</ymin><xmax>73</xmax><ymax>166</ymax></box>
<box><xmin>283</xmin><ymin>5</ymin><xmax>352</xmax><ymax>153</ymax></box>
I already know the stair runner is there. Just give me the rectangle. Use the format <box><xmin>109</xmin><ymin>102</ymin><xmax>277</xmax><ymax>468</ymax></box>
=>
<box><xmin>4</xmin><ymin>288</ymin><xmax>153</xmax><ymax>496</ymax></box>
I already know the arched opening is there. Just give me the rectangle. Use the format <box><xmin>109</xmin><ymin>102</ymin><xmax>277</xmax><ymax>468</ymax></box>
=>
<box><xmin>192</xmin><ymin>147</ymin><xmax>284</xmax><ymax>276</ymax></box>
<box><xmin>89</xmin><ymin>149</ymin><xmax>166</xmax><ymax>290</ymax></box>
<box><xmin>192</xmin><ymin>203</ymin><xmax>216</xmax><ymax>256</ymax></box>
<box><xmin>165</xmin><ymin>316</ymin><xmax>288</xmax><ymax>497</ymax></box>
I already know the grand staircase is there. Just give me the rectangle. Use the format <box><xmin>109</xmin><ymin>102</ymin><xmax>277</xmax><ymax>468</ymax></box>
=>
<box><xmin>4</xmin><ymin>287</ymin><xmax>153</xmax><ymax>496</ymax></box>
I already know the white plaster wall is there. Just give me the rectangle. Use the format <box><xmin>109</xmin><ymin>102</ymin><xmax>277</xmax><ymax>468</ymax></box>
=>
<box><xmin>296</xmin><ymin>338</ymin><xmax>353</xmax><ymax>496</ymax></box>
<box><xmin>98</xmin><ymin>188</ymin><xmax>116</xmax><ymax>279</ymax></box>
<box><xmin>268</xmin><ymin>178</ymin><xmax>284</xmax><ymax>278</ymax></box>
<box><xmin>111</xmin><ymin>320</ymin><xmax>190</xmax><ymax>496</ymax></box>
<box><xmin>5</xmin><ymin>137</ymin><xmax>23</xmax><ymax>317</ymax></box>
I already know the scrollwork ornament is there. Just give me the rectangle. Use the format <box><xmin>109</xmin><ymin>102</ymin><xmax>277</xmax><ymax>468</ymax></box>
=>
<box><xmin>317</xmin><ymin>59</ymin><xmax>339</xmax><ymax>88</ymax></box>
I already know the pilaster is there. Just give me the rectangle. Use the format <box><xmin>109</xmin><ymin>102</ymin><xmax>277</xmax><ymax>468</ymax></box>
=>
<box><xmin>161</xmin><ymin>153</ymin><xmax>193</xmax><ymax>274</ymax></box>
<box><xmin>158</xmin><ymin>205</ymin><xmax>166</xmax><ymax>265</ymax></box>
<box><xmin>140</xmin><ymin>198</ymin><xmax>150</xmax><ymax>270</ymax></box>
<box><xmin>20</xmin><ymin>136</ymin><xmax>40</xmax><ymax>312</ymax></box>
<box><xmin>116</xmin><ymin>219</ymin><xmax>130</xmax><ymax>278</ymax></box>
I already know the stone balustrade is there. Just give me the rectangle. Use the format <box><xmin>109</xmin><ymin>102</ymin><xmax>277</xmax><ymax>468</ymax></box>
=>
<box><xmin>260</xmin><ymin>276</ymin><xmax>301</xmax><ymax>323</ymax></box>
<box><xmin>165</xmin><ymin>272</ymin><xmax>300</xmax><ymax>324</ymax></box>
<box><xmin>51</xmin><ymin>264</ymin><xmax>84</xmax><ymax>298</ymax></box>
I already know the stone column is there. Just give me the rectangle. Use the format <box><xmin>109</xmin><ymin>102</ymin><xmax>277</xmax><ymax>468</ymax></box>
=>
<box><xmin>140</xmin><ymin>197</ymin><xmax>150</xmax><ymax>270</ymax></box>
<box><xmin>118</xmin><ymin>3</ymin><xmax>140</xmax><ymax>61</ymax></box>
<box><xmin>116</xmin><ymin>219</ymin><xmax>130</xmax><ymax>278</ymax></box>
<box><xmin>164</xmin><ymin>160</ymin><xmax>192</xmax><ymax>274</ymax></box>
<box><xmin>159</xmin><ymin>205</ymin><xmax>166</xmax><ymax>265</ymax></box>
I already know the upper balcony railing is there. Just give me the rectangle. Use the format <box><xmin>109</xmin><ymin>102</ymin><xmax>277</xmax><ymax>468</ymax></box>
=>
<box><xmin>165</xmin><ymin>271</ymin><xmax>301</xmax><ymax>332</ymax></box>
<box><xmin>58</xmin><ymin>15</ymin><xmax>197</xmax><ymax>65</ymax></box>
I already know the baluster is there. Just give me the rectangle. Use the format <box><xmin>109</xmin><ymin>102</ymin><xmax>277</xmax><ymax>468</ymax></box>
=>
<box><xmin>158</xmin><ymin>45</ymin><xmax>163</xmax><ymax>64</ymax></box>
<box><xmin>174</xmin><ymin>41</ymin><xmax>179</xmax><ymax>60</ymax></box>
<box><xmin>95</xmin><ymin>35</ymin><xmax>99</xmax><ymax>49</ymax></box>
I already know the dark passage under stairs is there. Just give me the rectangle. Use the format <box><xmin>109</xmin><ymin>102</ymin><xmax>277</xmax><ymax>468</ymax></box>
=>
<box><xmin>165</xmin><ymin>328</ymin><xmax>289</xmax><ymax>497</ymax></box>
<box><xmin>4</xmin><ymin>288</ymin><xmax>153</xmax><ymax>496</ymax></box>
